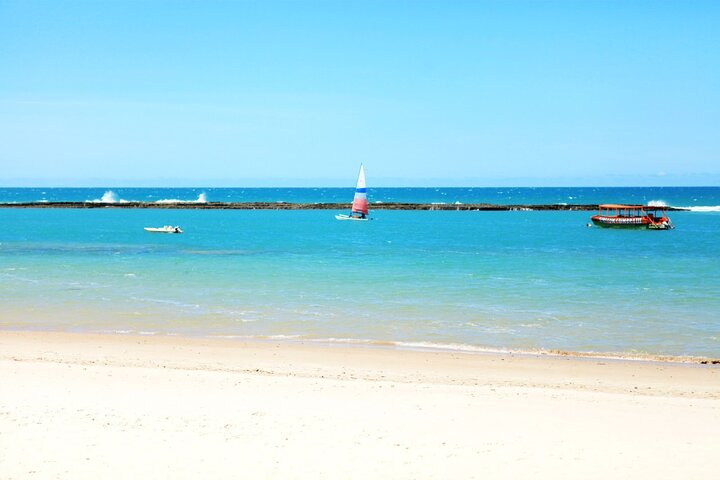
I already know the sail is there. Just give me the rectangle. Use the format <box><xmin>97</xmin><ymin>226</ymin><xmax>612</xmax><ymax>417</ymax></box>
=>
<box><xmin>350</xmin><ymin>164</ymin><xmax>368</xmax><ymax>216</ymax></box>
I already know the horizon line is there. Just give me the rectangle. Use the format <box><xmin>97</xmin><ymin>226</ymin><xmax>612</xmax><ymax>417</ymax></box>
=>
<box><xmin>2</xmin><ymin>184</ymin><xmax>719</xmax><ymax>189</ymax></box>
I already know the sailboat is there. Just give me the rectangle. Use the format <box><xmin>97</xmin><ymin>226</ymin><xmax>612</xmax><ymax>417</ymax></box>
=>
<box><xmin>335</xmin><ymin>164</ymin><xmax>369</xmax><ymax>221</ymax></box>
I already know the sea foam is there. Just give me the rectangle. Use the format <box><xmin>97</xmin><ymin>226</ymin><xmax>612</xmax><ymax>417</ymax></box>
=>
<box><xmin>650</xmin><ymin>199</ymin><xmax>720</xmax><ymax>212</ymax></box>
<box><xmin>87</xmin><ymin>190</ymin><xmax>129</xmax><ymax>203</ymax></box>
<box><xmin>155</xmin><ymin>193</ymin><xmax>207</xmax><ymax>204</ymax></box>
<box><xmin>679</xmin><ymin>205</ymin><xmax>720</xmax><ymax>212</ymax></box>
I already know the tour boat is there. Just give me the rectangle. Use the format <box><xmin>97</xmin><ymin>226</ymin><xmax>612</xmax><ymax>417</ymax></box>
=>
<box><xmin>336</xmin><ymin>164</ymin><xmax>369</xmax><ymax>221</ymax></box>
<box><xmin>590</xmin><ymin>205</ymin><xmax>673</xmax><ymax>230</ymax></box>
<box><xmin>144</xmin><ymin>225</ymin><xmax>183</xmax><ymax>233</ymax></box>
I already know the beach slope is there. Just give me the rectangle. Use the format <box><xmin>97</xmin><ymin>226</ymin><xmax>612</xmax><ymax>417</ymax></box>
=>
<box><xmin>1</xmin><ymin>331</ymin><xmax>718</xmax><ymax>479</ymax></box>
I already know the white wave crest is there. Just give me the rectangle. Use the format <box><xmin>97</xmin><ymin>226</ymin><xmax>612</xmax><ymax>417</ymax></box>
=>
<box><xmin>647</xmin><ymin>200</ymin><xmax>667</xmax><ymax>207</ymax></box>
<box><xmin>155</xmin><ymin>193</ymin><xmax>208</xmax><ymax>204</ymax></box>
<box><xmin>87</xmin><ymin>190</ymin><xmax>129</xmax><ymax>203</ymax></box>
<box><xmin>678</xmin><ymin>205</ymin><xmax>720</xmax><ymax>212</ymax></box>
<box><xmin>101</xmin><ymin>190</ymin><xmax>119</xmax><ymax>203</ymax></box>
<box><xmin>393</xmin><ymin>341</ymin><xmax>513</xmax><ymax>353</ymax></box>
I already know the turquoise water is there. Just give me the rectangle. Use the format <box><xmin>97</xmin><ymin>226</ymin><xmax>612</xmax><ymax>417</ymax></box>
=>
<box><xmin>1</xmin><ymin>202</ymin><xmax>718</xmax><ymax>357</ymax></box>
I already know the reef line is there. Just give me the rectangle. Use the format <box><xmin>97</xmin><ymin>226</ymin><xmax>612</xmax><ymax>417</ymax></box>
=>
<box><xmin>0</xmin><ymin>202</ymin><xmax>688</xmax><ymax>211</ymax></box>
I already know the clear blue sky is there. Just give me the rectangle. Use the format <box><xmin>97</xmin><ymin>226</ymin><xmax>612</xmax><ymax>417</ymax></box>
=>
<box><xmin>1</xmin><ymin>0</ymin><xmax>718</xmax><ymax>186</ymax></box>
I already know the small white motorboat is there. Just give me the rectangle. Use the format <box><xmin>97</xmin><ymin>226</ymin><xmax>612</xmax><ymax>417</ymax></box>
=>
<box><xmin>144</xmin><ymin>225</ymin><xmax>183</xmax><ymax>234</ymax></box>
<box><xmin>335</xmin><ymin>214</ymin><xmax>368</xmax><ymax>221</ymax></box>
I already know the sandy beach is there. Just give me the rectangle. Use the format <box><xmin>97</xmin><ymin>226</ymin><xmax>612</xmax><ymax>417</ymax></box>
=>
<box><xmin>1</xmin><ymin>331</ymin><xmax>718</xmax><ymax>479</ymax></box>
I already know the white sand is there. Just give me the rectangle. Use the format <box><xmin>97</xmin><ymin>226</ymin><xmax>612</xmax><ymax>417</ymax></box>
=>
<box><xmin>1</xmin><ymin>331</ymin><xmax>718</xmax><ymax>479</ymax></box>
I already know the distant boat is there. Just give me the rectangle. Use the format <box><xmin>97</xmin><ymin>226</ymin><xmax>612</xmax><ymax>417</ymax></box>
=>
<box><xmin>336</xmin><ymin>164</ymin><xmax>369</xmax><ymax>221</ymax></box>
<box><xmin>591</xmin><ymin>205</ymin><xmax>673</xmax><ymax>230</ymax></box>
<box><xmin>144</xmin><ymin>225</ymin><xmax>183</xmax><ymax>233</ymax></box>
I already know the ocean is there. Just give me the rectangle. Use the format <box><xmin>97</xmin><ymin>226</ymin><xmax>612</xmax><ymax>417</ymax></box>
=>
<box><xmin>2</xmin><ymin>186</ymin><xmax>720</xmax><ymax>208</ymax></box>
<box><xmin>1</xmin><ymin>187</ymin><xmax>719</xmax><ymax>358</ymax></box>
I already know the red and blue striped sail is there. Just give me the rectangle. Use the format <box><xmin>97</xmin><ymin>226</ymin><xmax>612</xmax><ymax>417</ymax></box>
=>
<box><xmin>350</xmin><ymin>164</ymin><xmax>368</xmax><ymax>216</ymax></box>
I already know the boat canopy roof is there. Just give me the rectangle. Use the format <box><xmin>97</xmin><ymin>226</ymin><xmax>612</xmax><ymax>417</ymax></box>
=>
<box><xmin>598</xmin><ymin>204</ymin><xmax>666</xmax><ymax>209</ymax></box>
<box><xmin>599</xmin><ymin>204</ymin><xmax>644</xmax><ymax>209</ymax></box>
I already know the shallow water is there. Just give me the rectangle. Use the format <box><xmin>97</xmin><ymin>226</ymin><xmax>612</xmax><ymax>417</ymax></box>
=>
<box><xmin>1</xmin><ymin>199</ymin><xmax>718</xmax><ymax>357</ymax></box>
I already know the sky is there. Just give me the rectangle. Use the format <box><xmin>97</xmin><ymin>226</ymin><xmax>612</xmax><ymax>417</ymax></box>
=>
<box><xmin>0</xmin><ymin>0</ymin><xmax>718</xmax><ymax>186</ymax></box>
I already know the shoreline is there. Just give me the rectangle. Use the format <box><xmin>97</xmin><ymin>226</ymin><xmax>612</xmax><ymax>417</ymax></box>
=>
<box><xmin>2</xmin><ymin>329</ymin><xmax>719</xmax><ymax>478</ymax></box>
<box><xmin>2</xmin><ymin>329</ymin><xmax>719</xmax><ymax>390</ymax></box>
<box><xmin>3</xmin><ymin>327</ymin><xmax>718</xmax><ymax>365</ymax></box>
<box><xmin>2</xmin><ymin>330</ymin><xmax>719</xmax><ymax>403</ymax></box>
<box><xmin>0</xmin><ymin>200</ymin><xmax>690</xmax><ymax>211</ymax></box>
<box><xmin>142</xmin><ymin>332</ymin><xmax>720</xmax><ymax>365</ymax></box>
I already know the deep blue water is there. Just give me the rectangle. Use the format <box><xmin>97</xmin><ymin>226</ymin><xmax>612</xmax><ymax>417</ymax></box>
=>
<box><xmin>1</xmin><ymin>186</ymin><xmax>720</xmax><ymax>208</ymax></box>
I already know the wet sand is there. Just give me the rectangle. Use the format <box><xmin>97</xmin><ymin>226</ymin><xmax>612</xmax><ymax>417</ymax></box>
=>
<box><xmin>1</xmin><ymin>330</ymin><xmax>718</xmax><ymax>479</ymax></box>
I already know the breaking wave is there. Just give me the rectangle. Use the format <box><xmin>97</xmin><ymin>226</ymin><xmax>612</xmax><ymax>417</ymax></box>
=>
<box><xmin>649</xmin><ymin>200</ymin><xmax>719</xmax><ymax>212</ymax></box>
<box><xmin>87</xmin><ymin>190</ymin><xmax>129</xmax><ymax>203</ymax></box>
<box><xmin>678</xmin><ymin>205</ymin><xmax>720</xmax><ymax>212</ymax></box>
<box><xmin>155</xmin><ymin>193</ymin><xmax>207</xmax><ymax>204</ymax></box>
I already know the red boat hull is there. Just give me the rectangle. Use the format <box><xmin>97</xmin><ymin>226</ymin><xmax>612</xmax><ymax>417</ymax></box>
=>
<box><xmin>591</xmin><ymin>215</ymin><xmax>672</xmax><ymax>229</ymax></box>
<box><xmin>591</xmin><ymin>215</ymin><xmax>651</xmax><ymax>228</ymax></box>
